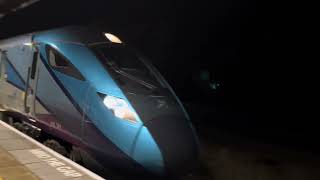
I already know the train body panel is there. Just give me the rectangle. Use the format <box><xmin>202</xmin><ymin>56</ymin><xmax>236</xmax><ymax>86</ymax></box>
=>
<box><xmin>0</xmin><ymin>26</ymin><xmax>199</xmax><ymax>176</ymax></box>
<box><xmin>0</xmin><ymin>37</ymin><xmax>32</xmax><ymax>113</ymax></box>
<box><xmin>35</xmin><ymin>47</ymin><xmax>84</xmax><ymax>138</ymax></box>
<box><xmin>33</xmin><ymin>35</ymin><xmax>147</xmax><ymax>162</ymax></box>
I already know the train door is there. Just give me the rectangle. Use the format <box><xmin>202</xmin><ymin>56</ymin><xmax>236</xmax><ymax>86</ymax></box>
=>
<box><xmin>24</xmin><ymin>48</ymin><xmax>40</xmax><ymax>116</ymax></box>
<box><xmin>0</xmin><ymin>51</ymin><xmax>6</xmax><ymax>82</ymax></box>
<box><xmin>0</xmin><ymin>51</ymin><xmax>6</xmax><ymax>110</ymax></box>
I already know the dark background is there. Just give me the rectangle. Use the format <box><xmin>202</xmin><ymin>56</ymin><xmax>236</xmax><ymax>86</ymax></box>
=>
<box><xmin>0</xmin><ymin>0</ymin><xmax>316</xmax><ymax>149</ymax></box>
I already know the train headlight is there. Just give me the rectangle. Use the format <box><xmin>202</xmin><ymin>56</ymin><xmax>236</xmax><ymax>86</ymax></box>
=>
<box><xmin>102</xmin><ymin>95</ymin><xmax>137</xmax><ymax>123</ymax></box>
<box><xmin>104</xmin><ymin>33</ymin><xmax>122</xmax><ymax>43</ymax></box>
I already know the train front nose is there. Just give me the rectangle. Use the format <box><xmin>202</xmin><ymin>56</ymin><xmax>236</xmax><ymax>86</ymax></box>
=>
<box><xmin>133</xmin><ymin>115</ymin><xmax>199</xmax><ymax>175</ymax></box>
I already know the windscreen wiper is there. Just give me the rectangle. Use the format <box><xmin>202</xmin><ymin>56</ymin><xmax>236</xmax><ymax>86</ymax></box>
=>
<box><xmin>108</xmin><ymin>61</ymin><xmax>157</xmax><ymax>90</ymax></box>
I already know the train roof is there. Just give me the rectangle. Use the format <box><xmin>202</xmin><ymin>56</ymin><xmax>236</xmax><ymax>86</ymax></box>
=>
<box><xmin>0</xmin><ymin>26</ymin><xmax>116</xmax><ymax>50</ymax></box>
<box><xmin>33</xmin><ymin>26</ymin><xmax>112</xmax><ymax>45</ymax></box>
<box><xmin>0</xmin><ymin>34</ymin><xmax>33</xmax><ymax>50</ymax></box>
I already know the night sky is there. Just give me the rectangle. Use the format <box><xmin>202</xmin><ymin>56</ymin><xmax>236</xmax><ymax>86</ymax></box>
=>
<box><xmin>0</xmin><ymin>0</ymin><xmax>315</xmax><ymax>148</ymax></box>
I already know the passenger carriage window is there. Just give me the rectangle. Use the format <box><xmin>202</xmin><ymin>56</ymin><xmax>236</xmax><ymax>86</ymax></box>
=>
<box><xmin>46</xmin><ymin>45</ymin><xmax>85</xmax><ymax>81</ymax></box>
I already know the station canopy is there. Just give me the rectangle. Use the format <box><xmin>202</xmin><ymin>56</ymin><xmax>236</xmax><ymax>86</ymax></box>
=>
<box><xmin>0</xmin><ymin>0</ymin><xmax>40</xmax><ymax>18</ymax></box>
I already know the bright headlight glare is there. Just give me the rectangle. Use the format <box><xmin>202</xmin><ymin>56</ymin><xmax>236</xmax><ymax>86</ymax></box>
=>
<box><xmin>104</xmin><ymin>33</ymin><xmax>122</xmax><ymax>44</ymax></box>
<box><xmin>103</xmin><ymin>95</ymin><xmax>137</xmax><ymax>123</ymax></box>
<box><xmin>103</xmin><ymin>96</ymin><xmax>127</xmax><ymax>109</ymax></box>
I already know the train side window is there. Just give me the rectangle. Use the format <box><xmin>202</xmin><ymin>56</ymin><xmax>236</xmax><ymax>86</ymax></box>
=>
<box><xmin>46</xmin><ymin>45</ymin><xmax>85</xmax><ymax>81</ymax></box>
<box><xmin>49</xmin><ymin>50</ymin><xmax>68</xmax><ymax>67</ymax></box>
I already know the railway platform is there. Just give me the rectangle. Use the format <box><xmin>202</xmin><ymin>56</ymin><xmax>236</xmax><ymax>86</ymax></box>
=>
<box><xmin>0</xmin><ymin>120</ymin><xmax>105</xmax><ymax>180</ymax></box>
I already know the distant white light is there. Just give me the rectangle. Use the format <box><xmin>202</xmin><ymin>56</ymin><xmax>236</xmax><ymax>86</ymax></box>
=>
<box><xmin>23</xmin><ymin>42</ymin><xmax>33</xmax><ymax>46</ymax></box>
<box><xmin>104</xmin><ymin>33</ymin><xmax>122</xmax><ymax>44</ymax></box>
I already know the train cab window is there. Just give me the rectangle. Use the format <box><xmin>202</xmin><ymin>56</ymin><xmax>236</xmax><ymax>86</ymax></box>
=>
<box><xmin>49</xmin><ymin>50</ymin><xmax>68</xmax><ymax>67</ymax></box>
<box><xmin>46</xmin><ymin>45</ymin><xmax>85</xmax><ymax>81</ymax></box>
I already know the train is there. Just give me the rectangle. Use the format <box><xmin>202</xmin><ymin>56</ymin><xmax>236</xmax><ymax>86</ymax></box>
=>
<box><xmin>0</xmin><ymin>26</ymin><xmax>199</xmax><ymax>177</ymax></box>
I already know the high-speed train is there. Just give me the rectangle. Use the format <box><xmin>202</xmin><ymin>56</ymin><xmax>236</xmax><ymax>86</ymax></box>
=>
<box><xmin>0</xmin><ymin>26</ymin><xmax>199</xmax><ymax>177</ymax></box>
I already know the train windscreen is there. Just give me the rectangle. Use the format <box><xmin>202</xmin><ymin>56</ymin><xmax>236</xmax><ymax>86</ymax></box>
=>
<box><xmin>92</xmin><ymin>44</ymin><xmax>167</xmax><ymax>94</ymax></box>
<box><xmin>92</xmin><ymin>44</ymin><xmax>188</xmax><ymax>122</ymax></box>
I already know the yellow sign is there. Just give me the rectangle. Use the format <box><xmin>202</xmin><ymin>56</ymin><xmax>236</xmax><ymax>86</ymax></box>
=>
<box><xmin>0</xmin><ymin>176</ymin><xmax>4</xmax><ymax>180</ymax></box>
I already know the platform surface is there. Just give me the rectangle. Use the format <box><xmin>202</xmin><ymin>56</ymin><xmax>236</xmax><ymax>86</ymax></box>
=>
<box><xmin>0</xmin><ymin>120</ymin><xmax>105</xmax><ymax>180</ymax></box>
